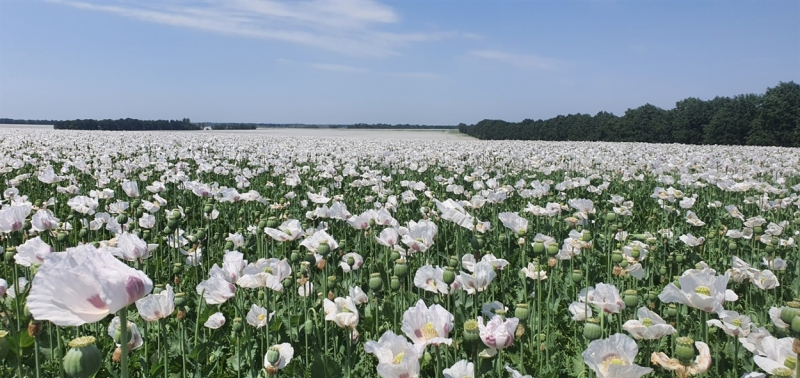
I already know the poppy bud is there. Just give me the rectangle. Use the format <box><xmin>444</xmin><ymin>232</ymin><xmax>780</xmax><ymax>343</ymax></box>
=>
<box><xmin>369</xmin><ymin>273</ymin><xmax>383</xmax><ymax>291</ymax></box>
<box><xmin>675</xmin><ymin>336</ymin><xmax>695</xmax><ymax>366</ymax></box>
<box><xmin>443</xmin><ymin>267</ymin><xmax>456</xmax><ymax>285</ymax></box>
<box><xmin>304</xmin><ymin>319</ymin><xmax>313</xmax><ymax>335</ymax></box>
<box><xmin>63</xmin><ymin>336</ymin><xmax>102</xmax><ymax>378</ymax></box>
<box><xmin>232</xmin><ymin>318</ymin><xmax>244</xmax><ymax>333</ymax></box>
<box><xmin>470</xmin><ymin>235</ymin><xmax>485</xmax><ymax>251</ymax></box>
<box><xmin>583</xmin><ymin>318</ymin><xmax>602</xmax><ymax>340</ymax></box>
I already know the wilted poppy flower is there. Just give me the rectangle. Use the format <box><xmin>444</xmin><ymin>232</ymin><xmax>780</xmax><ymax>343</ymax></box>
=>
<box><xmin>651</xmin><ymin>340</ymin><xmax>711</xmax><ymax>377</ymax></box>
<box><xmin>27</xmin><ymin>244</ymin><xmax>153</xmax><ymax>326</ymax></box>
<box><xmin>107</xmin><ymin>316</ymin><xmax>143</xmax><ymax>350</ymax></box>
<box><xmin>264</xmin><ymin>343</ymin><xmax>294</xmax><ymax>374</ymax></box>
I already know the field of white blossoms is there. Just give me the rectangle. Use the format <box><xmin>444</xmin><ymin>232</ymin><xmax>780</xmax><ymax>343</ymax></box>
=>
<box><xmin>0</xmin><ymin>128</ymin><xmax>799</xmax><ymax>378</ymax></box>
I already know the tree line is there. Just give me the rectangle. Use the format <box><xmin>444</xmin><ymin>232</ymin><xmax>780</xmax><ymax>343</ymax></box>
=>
<box><xmin>0</xmin><ymin>118</ymin><xmax>60</xmax><ymax>125</ymax></box>
<box><xmin>53</xmin><ymin>118</ymin><xmax>198</xmax><ymax>131</ymax></box>
<box><xmin>459</xmin><ymin>81</ymin><xmax>800</xmax><ymax>146</ymax></box>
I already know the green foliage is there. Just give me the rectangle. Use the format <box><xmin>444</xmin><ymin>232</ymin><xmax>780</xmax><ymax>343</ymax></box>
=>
<box><xmin>461</xmin><ymin>81</ymin><xmax>800</xmax><ymax>146</ymax></box>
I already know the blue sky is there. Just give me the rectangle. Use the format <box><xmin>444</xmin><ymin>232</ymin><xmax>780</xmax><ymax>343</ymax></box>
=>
<box><xmin>1</xmin><ymin>0</ymin><xmax>798</xmax><ymax>125</ymax></box>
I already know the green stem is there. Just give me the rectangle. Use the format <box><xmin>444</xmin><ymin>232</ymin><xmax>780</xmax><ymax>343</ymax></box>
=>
<box><xmin>119</xmin><ymin>307</ymin><xmax>129</xmax><ymax>378</ymax></box>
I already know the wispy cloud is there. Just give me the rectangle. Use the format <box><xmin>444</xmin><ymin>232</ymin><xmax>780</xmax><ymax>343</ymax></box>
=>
<box><xmin>46</xmin><ymin>0</ymin><xmax>449</xmax><ymax>57</ymax></box>
<box><xmin>277</xmin><ymin>58</ymin><xmax>439</xmax><ymax>78</ymax></box>
<box><xmin>470</xmin><ymin>49</ymin><xmax>565</xmax><ymax>70</ymax></box>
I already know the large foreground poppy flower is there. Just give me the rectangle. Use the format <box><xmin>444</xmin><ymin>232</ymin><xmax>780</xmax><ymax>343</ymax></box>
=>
<box><xmin>27</xmin><ymin>244</ymin><xmax>153</xmax><ymax>326</ymax></box>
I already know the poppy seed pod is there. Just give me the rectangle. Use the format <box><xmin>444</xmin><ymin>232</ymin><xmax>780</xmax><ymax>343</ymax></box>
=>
<box><xmin>393</xmin><ymin>259</ymin><xmax>408</xmax><ymax>278</ymax></box>
<box><xmin>316</xmin><ymin>240</ymin><xmax>330</xmax><ymax>255</ymax></box>
<box><xmin>583</xmin><ymin>318</ymin><xmax>602</xmax><ymax>340</ymax></box>
<box><xmin>514</xmin><ymin>304</ymin><xmax>529</xmax><ymax>321</ymax></box>
<box><xmin>304</xmin><ymin>319</ymin><xmax>313</xmax><ymax>335</ymax></box>
<box><xmin>448</xmin><ymin>255</ymin><xmax>459</xmax><ymax>268</ymax></box>
<box><xmin>780</xmin><ymin>301</ymin><xmax>800</xmax><ymax>325</ymax></box>
<box><xmin>390</xmin><ymin>275</ymin><xmax>401</xmax><ymax>290</ymax></box>
<box><xmin>266</xmin><ymin>346</ymin><xmax>280</xmax><ymax>365</ymax></box>
<box><xmin>470</xmin><ymin>235</ymin><xmax>485</xmax><ymax>251</ymax></box>
<box><xmin>289</xmin><ymin>250</ymin><xmax>301</xmax><ymax>263</ymax></box>
<box><xmin>571</xmin><ymin>269</ymin><xmax>583</xmax><ymax>283</ymax></box>
<box><xmin>532</xmin><ymin>241</ymin><xmax>545</xmax><ymax>254</ymax></box>
<box><xmin>611</xmin><ymin>250</ymin><xmax>623</xmax><ymax>263</ymax></box>
<box><xmin>675</xmin><ymin>336</ymin><xmax>696</xmax><ymax>366</ymax></box>
<box><xmin>57</xmin><ymin>232</ymin><xmax>69</xmax><ymax>242</ymax></box>
<box><xmin>443</xmin><ymin>267</ymin><xmax>456</xmax><ymax>285</ymax></box>
<box><xmin>232</xmin><ymin>318</ymin><xmax>244</xmax><ymax>333</ymax></box>
<box><xmin>63</xmin><ymin>336</ymin><xmax>102</xmax><ymax>378</ymax></box>
<box><xmin>173</xmin><ymin>292</ymin><xmax>186</xmax><ymax>307</ymax></box>
<box><xmin>463</xmin><ymin>319</ymin><xmax>480</xmax><ymax>343</ymax></box>
<box><xmin>667</xmin><ymin>304</ymin><xmax>678</xmax><ymax>318</ymax></box>
<box><xmin>623</xmin><ymin>290</ymin><xmax>638</xmax><ymax>308</ymax></box>
<box><xmin>369</xmin><ymin>273</ymin><xmax>383</xmax><ymax>291</ymax></box>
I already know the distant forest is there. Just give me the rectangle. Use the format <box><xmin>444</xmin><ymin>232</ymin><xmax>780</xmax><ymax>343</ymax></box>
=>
<box><xmin>53</xmin><ymin>118</ymin><xmax>198</xmax><ymax>131</ymax></box>
<box><xmin>0</xmin><ymin>118</ymin><xmax>60</xmax><ymax>125</ymax></box>
<box><xmin>459</xmin><ymin>81</ymin><xmax>800</xmax><ymax>147</ymax></box>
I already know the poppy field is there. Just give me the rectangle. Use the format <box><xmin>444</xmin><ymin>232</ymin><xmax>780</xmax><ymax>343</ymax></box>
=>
<box><xmin>0</xmin><ymin>128</ymin><xmax>799</xmax><ymax>377</ymax></box>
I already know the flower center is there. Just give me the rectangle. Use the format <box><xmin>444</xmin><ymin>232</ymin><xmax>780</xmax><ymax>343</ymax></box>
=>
<box><xmin>392</xmin><ymin>352</ymin><xmax>405</xmax><ymax>365</ymax></box>
<box><xmin>641</xmin><ymin>318</ymin><xmax>653</xmax><ymax>327</ymax></box>
<box><xmin>694</xmin><ymin>286</ymin><xmax>711</xmax><ymax>296</ymax></box>
<box><xmin>772</xmin><ymin>367</ymin><xmax>793</xmax><ymax>377</ymax></box>
<box><xmin>263</xmin><ymin>267</ymin><xmax>273</xmax><ymax>274</ymax></box>
<box><xmin>732</xmin><ymin>319</ymin><xmax>742</xmax><ymax>327</ymax></box>
<box><xmin>785</xmin><ymin>356</ymin><xmax>797</xmax><ymax>370</ymax></box>
<box><xmin>421</xmin><ymin>322</ymin><xmax>438</xmax><ymax>340</ymax></box>
<box><xmin>601</xmin><ymin>355</ymin><xmax>627</xmax><ymax>373</ymax></box>
<box><xmin>257</xmin><ymin>314</ymin><xmax>267</xmax><ymax>322</ymax></box>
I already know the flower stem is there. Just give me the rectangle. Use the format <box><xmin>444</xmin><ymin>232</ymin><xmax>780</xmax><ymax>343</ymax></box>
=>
<box><xmin>119</xmin><ymin>307</ymin><xmax>129</xmax><ymax>378</ymax></box>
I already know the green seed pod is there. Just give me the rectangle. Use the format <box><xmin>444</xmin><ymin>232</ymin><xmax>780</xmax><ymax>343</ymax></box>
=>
<box><xmin>676</xmin><ymin>254</ymin><xmax>685</xmax><ymax>263</ymax></box>
<box><xmin>196</xmin><ymin>229</ymin><xmax>207</xmax><ymax>241</ymax></box>
<box><xmin>611</xmin><ymin>251</ymin><xmax>623</xmax><ymax>263</ymax></box>
<box><xmin>631</xmin><ymin>234</ymin><xmax>647</xmax><ymax>241</ymax></box>
<box><xmin>791</xmin><ymin>316</ymin><xmax>800</xmax><ymax>334</ymax></box>
<box><xmin>618</xmin><ymin>259</ymin><xmax>628</xmax><ymax>268</ymax></box>
<box><xmin>389</xmin><ymin>250</ymin><xmax>401</xmax><ymax>262</ymax></box>
<box><xmin>224</xmin><ymin>241</ymin><xmax>235</xmax><ymax>251</ymax></box>
<box><xmin>317</xmin><ymin>241</ymin><xmax>330</xmax><ymax>255</ymax></box>
<box><xmin>266</xmin><ymin>346</ymin><xmax>281</xmax><ymax>365</ymax></box>
<box><xmin>463</xmin><ymin>319</ymin><xmax>480</xmax><ymax>343</ymax></box>
<box><xmin>580</xmin><ymin>230</ymin><xmax>592</xmax><ymax>242</ymax></box>
<box><xmin>116</xmin><ymin>214</ymin><xmax>128</xmax><ymax>224</ymax></box>
<box><xmin>114</xmin><ymin>326</ymin><xmax>132</xmax><ymax>345</ymax></box>
<box><xmin>393</xmin><ymin>260</ymin><xmax>408</xmax><ymax>278</ymax></box>
<box><xmin>532</xmin><ymin>242</ymin><xmax>545</xmax><ymax>254</ymax></box>
<box><xmin>63</xmin><ymin>336</ymin><xmax>102</xmax><ymax>378</ymax></box>
<box><xmin>390</xmin><ymin>275</ymin><xmax>401</xmax><ymax>290</ymax></box>
<box><xmin>266</xmin><ymin>217</ymin><xmax>279</xmax><ymax>229</ymax></box>
<box><xmin>666</xmin><ymin>304</ymin><xmax>678</xmax><ymax>318</ymax></box>
<box><xmin>470</xmin><ymin>235</ymin><xmax>485</xmax><ymax>251</ymax></box>
<box><xmin>203</xmin><ymin>205</ymin><xmax>213</xmax><ymax>213</ymax></box>
<box><xmin>647</xmin><ymin>290</ymin><xmax>658</xmax><ymax>301</ymax></box>
<box><xmin>283</xmin><ymin>278</ymin><xmax>293</xmax><ymax>289</ymax></box>
<box><xmin>571</xmin><ymin>270</ymin><xmax>583</xmax><ymax>283</ymax></box>
<box><xmin>173</xmin><ymin>293</ymin><xmax>186</xmax><ymax>307</ymax></box>
<box><xmin>172</xmin><ymin>263</ymin><xmax>183</xmax><ymax>275</ymax></box>
<box><xmin>546</xmin><ymin>243</ymin><xmax>559</xmax><ymax>256</ymax></box>
<box><xmin>135</xmin><ymin>208</ymin><xmax>145</xmax><ymax>218</ymax></box>
<box><xmin>369</xmin><ymin>273</ymin><xmax>383</xmax><ymax>291</ymax></box>
<box><xmin>162</xmin><ymin>226</ymin><xmax>173</xmax><ymax>235</ymax></box>
<box><xmin>780</xmin><ymin>302</ymin><xmax>800</xmax><ymax>325</ymax></box>
<box><xmin>514</xmin><ymin>304</ymin><xmax>529</xmax><ymax>321</ymax></box>
<box><xmin>623</xmin><ymin>290</ymin><xmax>638</xmax><ymax>308</ymax></box>
<box><xmin>448</xmin><ymin>255</ymin><xmax>459</xmax><ymax>268</ymax></box>
<box><xmin>443</xmin><ymin>267</ymin><xmax>456</xmax><ymax>285</ymax></box>
<box><xmin>304</xmin><ymin>319</ymin><xmax>313</xmax><ymax>335</ymax></box>
<box><xmin>57</xmin><ymin>232</ymin><xmax>69</xmax><ymax>242</ymax></box>
<box><xmin>754</xmin><ymin>226</ymin><xmax>763</xmax><ymax>234</ymax></box>
<box><xmin>232</xmin><ymin>318</ymin><xmax>244</xmax><ymax>333</ymax></box>
<box><xmin>327</xmin><ymin>276</ymin><xmax>337</xmax><ymax>286</ymax></box>
<box><xmin>131</xmin><ymin>199</ymin><xmax>141</xmax><ymax>209</ymax></box>
<box><xmin>675</xmin><ymin>336</ymin><xmax>696</xmax><ymax>366</ymax></box>
<box><xmin>153</xmin><ymin>284</ymin><xmax>165</xmax><ymax>295</ymax></box>
<box><xmin>583</xmin><ymin>318</ymin><xmax>602</xmax><ymax>340</ymax></box>
<box><xmin>167</xmin><ymin>218</ymin><xmax>179</xmax><ymax>229</ymax></box>
<box><xmin>498</xmin><ymin>233</ymin><xmax>507</xmax><ymax>243</ymax></box>
<box><xmin>290</xmin><ymin>250</ymin><xmax>301</xmax><ymax>263</ymax></box>
<box><xmin>305</xmin><ymin>252</ymin><xmax>317</xmax><ymax>266</ymax></box>
<box><xmin>605</xmin><ymin>212</ymin><xmax>617</xmax><ymax>222</ymax></box>
<box><xmin>659</xmin><ymin>265</ymin><xmax>667</xmax><ymax>276</ymax></box>
<box><xmin>728</xmin><ymin>242</ymin><xmax>737</xmax><ymax>251</ymax></box>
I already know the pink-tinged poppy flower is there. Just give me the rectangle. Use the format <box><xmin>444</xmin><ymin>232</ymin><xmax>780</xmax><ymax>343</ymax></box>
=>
<box><xmin>586</xmin><ymin>283</ymin><xmax>625</xmax><ymax>314</ymax></box>
<box><xmin>583</xmin><ymin>333</ymin><xmax>652</xmax><ymax>378</ymax></box>
<box><xmin>107</xmin><ymin>232</ymin><xmax>157</xmax><ymax>262</ymax></box>
<box><xmin>300</xmin><ymin>230</ymin><xmax>339</xmax><ymax>253</ymax></box>
<box><xmin>204</xmin><ymin>312</ymin><xmax>225</xmax><ymax>329</ymax></box>
<box><xmin>27</xmin><ymin>244</ymin><xmax>153</xmax><ymax>326</ymax></box>
<box><xmin>364</xmin><ymin>330</ymin><xmax>420</xmax><ymax>378</ymax></box>
<box><xmin>14</xmin><ymin>236</ymin><xmax>53</xmax><ymax>267</ymax></box>
<box><xmin>264</xmin><ymin>219</ymin><xmax>304</xmax><ymax>242</ymax></box>
<box><xmin>30</xmin><ymin>209</ymin><xmax>60</xmax><ymax>232</ymax></box>
<box><xmin>413</xmin><ymin>265</ymin><xmax>448</xmax><ymax>295</ymax></box>
<box><xmin>196</xmin><ymin>275</ymin><xmax>236</xmax><ymax>305</ymax></box>
<box><xmin>135</xmin><ymin>284</ymin><xmax>175</xmax><ymax>322</ymax></box>
<box><xmin>236</xmin><ymin>258</ymin><xmax>292</xmax><ymax>291</ymax></box>
<box><xmin>477</xmin><ymin>315</ymin><xmax>519</xmax><ymax>356</ymax></box>
<box><xmin>209</xmin><ymin>250</ymin><xmax>247</xmax><ymax>284</ymax></box>
<box><xmin>0</xmin><ymin>278</ymin><xmax>7</xmax><ymax>297</ymax></box>
<box><xmin>107</xmin><ymin>316</ymin><xmax>143</xmax><ymax>350</ymax></box>
<box><xmin>456</xmin><ymin>261</ymin><xmax>496</xmax><ymax>294</ymax></box>
<box><xmin>401</xmin><ymin>299</ymin><xmax>454</xmax><ymax>353</ymax></box>
<box><xmin>0</xmin><ymin>204</ymin><xmax>31</xmax><ymax>233</ymax></box>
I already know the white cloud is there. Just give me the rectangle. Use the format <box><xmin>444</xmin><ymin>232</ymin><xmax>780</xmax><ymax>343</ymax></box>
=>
<box><xmin>47</xmin><ymin>0</ymin><xmax>447</xmax><ymax>57</ymax></box>
<box><xmin>470</xmin><ymin>49</ymin><xmax>565</xmax><ymax>70</ymax></box>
